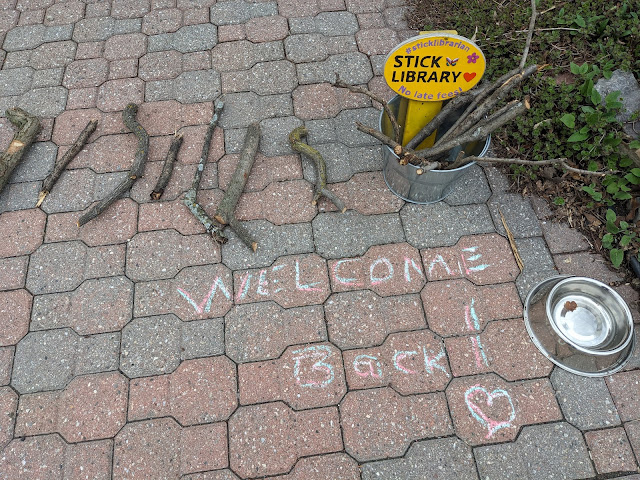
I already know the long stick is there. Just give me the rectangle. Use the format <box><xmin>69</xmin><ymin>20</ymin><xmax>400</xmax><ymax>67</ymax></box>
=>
<box><xmin>183</xmin><ymin>100</ymin><xmax>227</xmax><ymax>244</ymax></box>
<box><xmin>37</xmin><ymin>119</ymin><xmax>97</xmax><ymax>207</ymax></box>
<box><xmin>289</xmin><ymin>126</ymin><xmax>347</xmax><ymax>212</ymax></box>
<box><xmin>78</xmin><ymin>104</ymin><xmax>148</xmax><ymax>226</ymax></box>
<box><xmin>0</xmin><ymin>108</ymin><xmax>40</xmax><ymax>195</ymax></box>
<box><xmin>213</xmin><ymin>122</ymin><xmax>260</xmax><ymax>252</ymax></box>
<box><xmin>520</xmin><ymin>0</ymin><xmax>538</xmax><ymax>69</ymax></box>
<box><xmin>151</xmin><ymin>133</ymin><xmax>183</xmax><ymax>200</ymax></box>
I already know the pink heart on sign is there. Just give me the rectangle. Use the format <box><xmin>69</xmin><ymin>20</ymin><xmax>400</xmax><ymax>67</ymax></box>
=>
<box><xmin>464</xmin><ymin>385</ymin><xmax>516</xmax><ymax>439</ymax></box>
<box><xmin>464</xmin><ymin>72</ymin><xmax>477</xmax><ymax>82</ymax></box>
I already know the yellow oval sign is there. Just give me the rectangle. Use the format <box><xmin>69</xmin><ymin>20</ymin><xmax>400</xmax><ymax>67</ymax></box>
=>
<box><xmin>383</xmin><ymin>33</ymin><xmax>486</xmax><ymax>101</ymax></box>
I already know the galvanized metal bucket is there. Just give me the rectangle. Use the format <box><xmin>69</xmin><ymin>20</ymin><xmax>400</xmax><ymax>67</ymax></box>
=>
<box><xmin>524</xmin><ymin>276</ymin><xmax>636</xmax><ymax>377</ymax></box>
<box><xmin>380</xmin><ymin>95</ymin><xmax>491</xmax><ymax>204</ymax></box>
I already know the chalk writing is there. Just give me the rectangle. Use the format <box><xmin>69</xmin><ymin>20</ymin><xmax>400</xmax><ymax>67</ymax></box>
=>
<box><xmin>463</xmin><ymin>298</ymin><xmax>489</xmax><ymax>368</ymax></box>
<box><xmin>292</xmin><ymin>345</ymin><xmax>335</xmax><ymax>388</ymax></box>
<box><xmin>353</xmin><ymin>354</ymin><xmax>382</xmax><ymax>379</ymax></box>
<box><xmin>332</xmin><ymin>256</ymin><xmax>424</xmax><ymax>288</ymax></box>
<box><xmin>464</xmin><ymin>385</ymin><xmax>516</xmax><ymax>439</ymax></box>
<box><xmin>350</xmin><ymin>345</ymin><xmax>449</xmax><ymax>382</ymax></box>
<box><xmin>295</xmin><ymin>259</ymin><xmax>323</xmax><ymax>292</ymax></box>
<box><xmin>177</xmin><ymin>277</ymin><xmax>231</xmax><ymax>314</ymax></box>
<box><xmin>426</xmin><ymin>246</ymin><xmax>490</xmax><ymax>279</ymax></box>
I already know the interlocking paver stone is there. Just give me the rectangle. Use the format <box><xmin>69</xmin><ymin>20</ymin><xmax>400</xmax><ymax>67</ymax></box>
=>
<box><xmin>268</xmin><ymin>453</ymin><xmax>359</xmax><ymax>480</ymax></box>
<box><xmin>128</xmin><ymin>356</ymin><xmax>237</xmax><ymax>425</ymax></box>
<box><xmin>514</xmin><ymin>236</ymin><xmax>558</xmax><ymax>301</ymax></box>
<box><xmin>210</xmin><ymin>0</ymin><xmax>277</xmax><ymax>25</ymax></box>
<box><xmin>341</xmin><ymin>388</ymin><xmax>453</xmax><ymax>462</ymax></box>
<box><xmin>225</xmin><ymin>302</ymin><xmax>326</xmax><ymax>363</ymax></box>
<box><xmin>0</xmin><ymin>67</ymin><xmax>34</xmax><ymax>95</ymax></box>
<box><xmin>26</xmin><ymin>240</ymin><xmax>86</xmax><ymax>294</ymax></box>
<box><xmin>228</xmin><ymin>402</ymin><xmax>342</xmax><ymax>478</ymax></box>
<box><xmin>606</xmin><ymin>370</ymin><xmax>640</xmax><ymax>422</ymax></box>
<box><xmin>12</xmin><ymin>328</ymin><xmax>119</xmax><ymax>393</ymax></box>
<box><xmin>126</xmin><ymin>229</ymin><xmax>221</xmax><ymax>281</ymax></box>
<box><xmin>120</xmin><ymin>314</ymin><xmax>183</xmax><ymax>377</ymax></box>
<box><xmin>402</xmin><ymin>203</ymin><xmax>495</xmax><ymax>249</ymax></box>
<box><xmin>16</xmin><ymin>371</ymin><xmax>128</xmax><ymax>442</ymax></box>
<box><xmin>541</xmin><ymin>219</ymin><xmax>591</xmax><ymax>254</ymax></box>
<box><xmin>326</xmin><ymin>290</ymin><xmax>426</xmax><ymax>349</ymax></box>
<box><xmin>0</xmin><ymin>386</ymin><xmax>18</xmax><ymax>450</ymax></box>
<box><xmin>446</xmin><ymin>374</ymin><xmax>562</xmax><ymax>446</ymax></box>
<box><xmin>0</xmin><ymin>289</ymin><xmax>32</xmax><ymax>346</ymax></box>
<box><xmin>236</xmin><ymin>179</ymin><xmax>316</xmax><ymax>224</ymax></box>
<box><xmin>297</xmin><ymin>52</ymin><xmax>373</xmax><ymax>85</ymax></box>
<box><xmin>245</xmin><ymin>15</ymin><xmax>289</xmax><ymax>42</ymax></box>
<box><xmin>626</xmin><ymin>421</ymin><xmax>640</xmax><ymax>466</ymax></box>
<box><xmin>239</xmin><ymin>342</ymin><xmax>346</xmax><ymax>410</ymax></box>
<box><xmin>234</xmin><ymin>253</ymin><xmax>330</xmax><ymax>308</ymax></box>
<box><xmin>585</xmin><ymin>427</ymin><xmax>638</xmax><ymax>474</ymax></box>
<box><xmin>474</xmin><ymin>423</ymin><xmax>595</xmax><ymax>480</ymax></box>
<box><xmin>148</xmin><ymin>23</ymin><xmax>217</xmax><ymax>53</ymax></box>
<box><xmin>343</xmin><ymin>329</ymin><xmax>450</xmax><ymax>394</ymax></box>
<box><xmin>285</xmin><ymin>34</ymin><xmax>328</xmax><ymax>63</ymax></box>
<box><xmin>422</xmin><ymin>279</ymin><xmax>522</xmax><ymax>336</ymax></box>
<box><xmin>361</xmin><ymin>437</ymin><xmax>478</xmax><ymax>480</ymax></box>
<box><xmin>97</xmin><ymin>77</ymin><xmax>144</xmax><ymax>112</ymax></box>
<box><xmin>421</xmin><ymin>233</ymin><xmax>521</xmax><ymax>285</ymax></box>
<box><xmin>18</xmin><ymin>85</ymin><xmax>68</xmax><ymax>117</ymax></box>
<box><xmin>0</xmin><ymin>347</ymin><xmax>14</xmax><ymax>386</ymax></box>
<box><xmin>63</xmin><ymin>58</ymin><xmax>109</xmax><ymax>88</ymax></box>
<box><xmin>313</xmin><ymin>211</ymin><xmax>405</xmax><ymax>258</ymax></box>
<box><xmin>550</xmin><ymin>367</ymin><xmax>621</xmax><ymax>430</ymax></box>
<box><xmin>0</xmin><ymin>208</ymin><xmax>45</xmax><ymax>258</ymax></box>
<box><xmin>315</xmin><ymin>11</ymin><xmax>358</xmax><ymax>35</ymax></box>
<box><xmin>444</xmin><ymin>164</ymin><xmax>492</xmax><ymax>205</ymax></box>
<box><xmin>31</xmin><ymin>276</ymin><xmax>133</xmax><ymax>335</ymax></box>
<box><xmin>0</xmin><ymin>256</ymin><xmax>28</xmax><ymax>291</ymax></box>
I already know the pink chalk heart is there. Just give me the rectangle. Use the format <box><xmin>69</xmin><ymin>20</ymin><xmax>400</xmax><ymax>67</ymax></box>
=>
<box><xmin>464</xmin><ymin>72</ymin><xmax>477</xmax><ymax>82</ymax></box>
<box><xmin>464</xmin><ymin>385</ymin><xmax>516</xmax><ymax>439</ymax></box>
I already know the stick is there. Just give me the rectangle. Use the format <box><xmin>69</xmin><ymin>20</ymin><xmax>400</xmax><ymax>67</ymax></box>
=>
<box><xmin>151</xmin><ymin>133</ymin><xmax>183</xmax><ymax>200</ymax></box>
<box><xmin>289</xmin><ymin>126</ymin><xmax>347</xmax><ymax>212</ymax></box>
<box><xmin>499</xmin><ymin>208</ymin><xmax>524</xmax><ymax>271</ymax></box>
<box><xmin>418</xmin><ymin>101</ymin><xmax>527</xmax><ymax>161</ymax></box>
<box><xmin>213</xmin><ymin>122</ymin><xmax>260</xmax><ymax>252</ymax></box>
<box><xmin>355</xmin><ymin>122</ymin><xmax>440</xmax><ymax>169</ymax></box>
<box><xmin>520</xmin><ymin>0</ymin><xmax>538</xmax><ymax>69</ymax></box>
<box><xmin>405</xmin><ymin>91</ymin><xmax>476</xmax><ymax>150</ymax></box>
<box><xmin>183</xmin><ymin>100</ymin><xmax>227</xmax><ymax>244</ymax></box>
<box><xmin>78</xmin><ymin>104</ymin><xmax>148</xmax><ymax>226</ymax></box>
<box><xmin>0</xmin><ymin>108</ymin><xmax>41</xmax><ymax>195</ymax></box>
<box><xmin>37</xmin><ymin>119</ymin><xmax>97</xmax><ymax>207</ymax></box>
<box><xmin>334</xmin><ymin>76</ymin><xmax>401</xmax><ymax>143</ymax></box>
<box><xmin>443</xmin><ymin>155</ymin><xmax>614</xmax><ymax>176</ymax></box>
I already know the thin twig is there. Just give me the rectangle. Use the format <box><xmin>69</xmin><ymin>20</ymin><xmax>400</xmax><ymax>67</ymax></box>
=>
<box><xmin>334</xmin><ymin>75</ymin><xmax>401</xmax><ymax>143</ymax></box>
<box><xmin>499</xmin><ymin>208</ymin><xmax>524</xmax><ymax>271</ymax></box>
<box><xmin>445</xmin><ymin>155</ymin><xmax>615</xmax><ymax>176</ymax></box>
<box><xmin>520</xmin><ymin>0</ymin><xmax>538</xmax><ymax>69</ymax></box>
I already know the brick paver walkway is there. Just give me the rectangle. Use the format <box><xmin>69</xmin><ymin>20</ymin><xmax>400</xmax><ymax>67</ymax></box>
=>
<box><xmin>1</xmin><ymin>1</ymin><xmax>640</xmax><ymax>479</ymax></box>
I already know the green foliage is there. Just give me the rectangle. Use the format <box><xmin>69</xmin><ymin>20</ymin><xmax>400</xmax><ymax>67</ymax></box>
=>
<box><xmin>602</xmin><ymin>209</ymin><xmax>637</xmax><ymax>267</ymax></box>
<box><xmin>420</xmin><ymin>0</ymin><xmax>640</xmax><ymax>269</ymax></box>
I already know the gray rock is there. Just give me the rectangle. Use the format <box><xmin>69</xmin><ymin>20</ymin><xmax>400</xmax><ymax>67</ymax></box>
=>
<box><xmin>595</xmin><ymin>69</ymin><xmax>640</xmax><ymax>138</ymax></box>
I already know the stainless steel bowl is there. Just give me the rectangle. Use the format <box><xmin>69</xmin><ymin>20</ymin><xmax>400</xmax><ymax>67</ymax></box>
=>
<box><xmin>524</xmin><ymin>276</ymin><xmax>635</xmax><ymax>377</ymax></box>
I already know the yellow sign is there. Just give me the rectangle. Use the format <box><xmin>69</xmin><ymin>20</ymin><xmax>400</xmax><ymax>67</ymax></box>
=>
<box><xmin>383</xmin><ymin>33</ymin><xmax>486</xmax><ymax>101</ymax></box>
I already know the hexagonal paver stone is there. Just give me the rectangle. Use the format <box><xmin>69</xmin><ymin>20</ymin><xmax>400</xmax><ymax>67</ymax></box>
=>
<box><xmin>10</xmin><ymin>141</ymin><xmax>57</xmax><ymax>183</ymax></box>
<box><xmin>488</xmin><ymin>193</ymin><xmax>543</xmax><ymax>238</ymax></box>
<box><xmin>313</xmin><ymin>211</ymin><xmax>405</xmax><ymax>259</ymax></box>
<box><xmin>340</xmin><ymin>388</ymin><xmax>453</xmax><ymax>462</ymax></box>
<box><xmin>31</xmin><ymin>276</ymin><xmax>133</xmax><ymax>335</ymax></box>
<box><xmin>0</xmin><ymin>386</ymin><xmax>18</xmax><ymax>450</ymax></box>
<box><xmin>63</xmin><ymin>58</ymin><xmax>109</xmax><ymax>88</ymax></box>
<box><xmin>146</xmin><ymin>69</ymin><xmax>222</xmax><ymax>103</ymax></box>
<box><xmin>12</xmin><ymin>328</ymin><xmax>120</xmax><ymax>394</ymax></box>
<box><xmin>114</xmin><ymin>418</ymin><xmax>228</xmax><ymax>478</ymax></box>
<box><xmin>321</xmin><ymin>171</ymin><xmax>405</xmax><ymax>215</ymax></box>
<box><xmin>356</xmin><ymin>27</ymin><xmax>399</xmax><ymax>55</ymax></box>
<box><xmin>445</xmin><ymin>318</ymin><xmax>554</xmax><ymax>380</ymax></box>
<box><xmin>225</xmin><ymin>302</ymin><xmax>327</xmax><ymax>363</ymax></box>
<box><xmin>15</xmin><ymin>372</ymin><xmax>128</xmax><ymax>443</ymax></box>
<box><xmin>120</xmin><ymin>314</ymin><xmax>183</xmax><ymax>378</ymax></box>
<box><xmin>550</xmin><ymin>367</ymin><xmax>621</xmax><ymax>430</ymax></box>
<box><xmin>142</xmin><ymin>8</ymin><xmax>183</xmax><ymax>35</ymax></box>
<box><xmin>362</xmin><ymin>437</ymin><xmax>478</xmax><ymax>480</ymax></box>
<box><xmin>606</xmin><ymin>370</ymin><xmax>640</xmax><ymax>422</ymax></box>
<box><xmin>325</xmin><ymin>290</ymin><xmax>426</xmax><ymax>350</ymax></box>
<box><xmin>128</xmin><ymin>356</ymin><xmax>237</xmax><ymax>425</ymax></box>
<box><xmin>267</xmin><ymin>453</ymin><xmax>360</xmax><ymax>480</ymax></box>
<box><xmin>445</xmin><ymin>164</ymin><xmax>492</xmax><ymax>206</ymax></box>
<box><xmin>446</xmin><ymin>374</ymin><xmax>562</xmax><ymax>446</ymax></box>
<box><xmin>297</xmin><ymin>52</ymin><xmax>373</xmax><ymax>86</ymax></box>
<box><xmin>343</xmin><ymin>330</ymin><xmax>450</xmax><ymax>395</ymax></box>
<box><xmin>315</xmin><ymin>11</ymin><xmax>359</xmax><ymax>36</ymax></box>
<box><xmin>134</xmin><ymin>263</ymin><xmax>233</xmax><ymax>321</ymax></box>
<box><xmin>0</xmin><ymin>256</ymin><xmax>28</xmax><ymax>291</ymax></box>
<box><xmin>228</xmin><ymin>402</ymin><xmax>342</xmax><ymax>478</ymax></box>
<box><xmin>235</xmin><ymin>179</ymin><xmax>316</xmax><ymax>225</ymax></box>
<box><xmin>0</xmin><ymin>435</ymin><xmax>65</xmax><ymax>480</ymax></box>
<box><xmin>421</xmin><ymin>279</ymin><xmax>522</xmax><ymax>337</ymax></box>
<box><xmin>233</xmin><ymin>253</ymin><xmax>330</xmax><ymax>308</ymax></box>
<box><xmin>26</xmin><ymin>240</ymin><xmax>87</xmax><ymax>295</ymax></box>
<box><xmin>0</xmin><ymin>347</ymin><xmax>13</xmax><ymax>386</ymax></box>
<box><xmin>239</xmin><ymin>342</ymin><xmax>346</xmax><ymax>410</ymax></box>
<box><xmin>0</xmin><ymin>289</ymin><xmax>32</xmax><ymax>346</ymax></box>
<box><xmin>97</xmin><ymin>77</ymin><xmax>145</xmax><ymax>112</ymax></box>
<box><xmin>328</xmin><ymin>242</ymin><xmax>424</xmax><ymax>296</ymax></box>
<box><xmin>474</xmin><ymin>423</ymin><xmax>595</xmax><ymax>480</ymax></box>
<box><xmin>0</xmin><ymin>208</ymin><xmax>46</xmax><ymax>258</ymax></box>
<box><xmin>148</xmin><ymin>23</ymin><xmax>218</xmax><ymax>53</ymax></box>
<box><xmin>126</xmin><ymin>229</ymin><xmax>221</xmax><ymax>282</ymax></box>
<box><xmin>421</xmin><ymin>234</ymin><xmax>520</xmax><ymax>285</ymax></box>
<box><xmin>585</xmin><ymin>427</ymin><xmax>639</xmax><ymax>474</ymax></box>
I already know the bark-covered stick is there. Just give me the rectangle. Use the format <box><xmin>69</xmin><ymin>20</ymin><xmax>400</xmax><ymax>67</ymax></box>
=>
<box><xmin>289</xmin><ymin>126</ymin><xmax>347</xmax><ymax>212</ymax></box>
<box><xmin>183</xmin><ymin>100</ymin><xmax>227</xmax><ymax>244</ymax></box>
<box><xmin>78</xmin><ymin>104</ymin><xmax>148</xmax><ymax>226</ymax></box>
<box><xmin>213</xmin><ymin>122</ymin><xmax>260</xmax><ymax>252</ymax></box>
<box><xmin>37</xmin><ymin>119</ymin><xmax>97</xmax><ymax>207</ymax></box>
<box><xmin>151</xmin><ymin>132</ymin><xmax>183</xmax><ymax>200</ymax></box>
<box><xmin>0</xmin><ymin>108</ymin><xmax>40</xmax><ymax>195</ymax></box>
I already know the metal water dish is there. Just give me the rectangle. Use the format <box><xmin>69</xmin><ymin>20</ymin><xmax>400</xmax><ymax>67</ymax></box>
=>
<box><xmin>524</xmin><ymin>276</ymin><xmax>635</xmax><ymax>377</ymax></box>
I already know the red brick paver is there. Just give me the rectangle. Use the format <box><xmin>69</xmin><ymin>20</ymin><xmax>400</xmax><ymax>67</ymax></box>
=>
<box><xmin>585</xmin><ymin>427</ymin><xmax>638</xmax><ymax>474</ymax></box>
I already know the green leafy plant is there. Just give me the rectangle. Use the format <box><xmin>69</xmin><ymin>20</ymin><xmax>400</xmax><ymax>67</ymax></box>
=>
<box><xmin>602</xmin><ymin>209</ymin><xmax>637</xmax><ymax>268</ymax></box>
